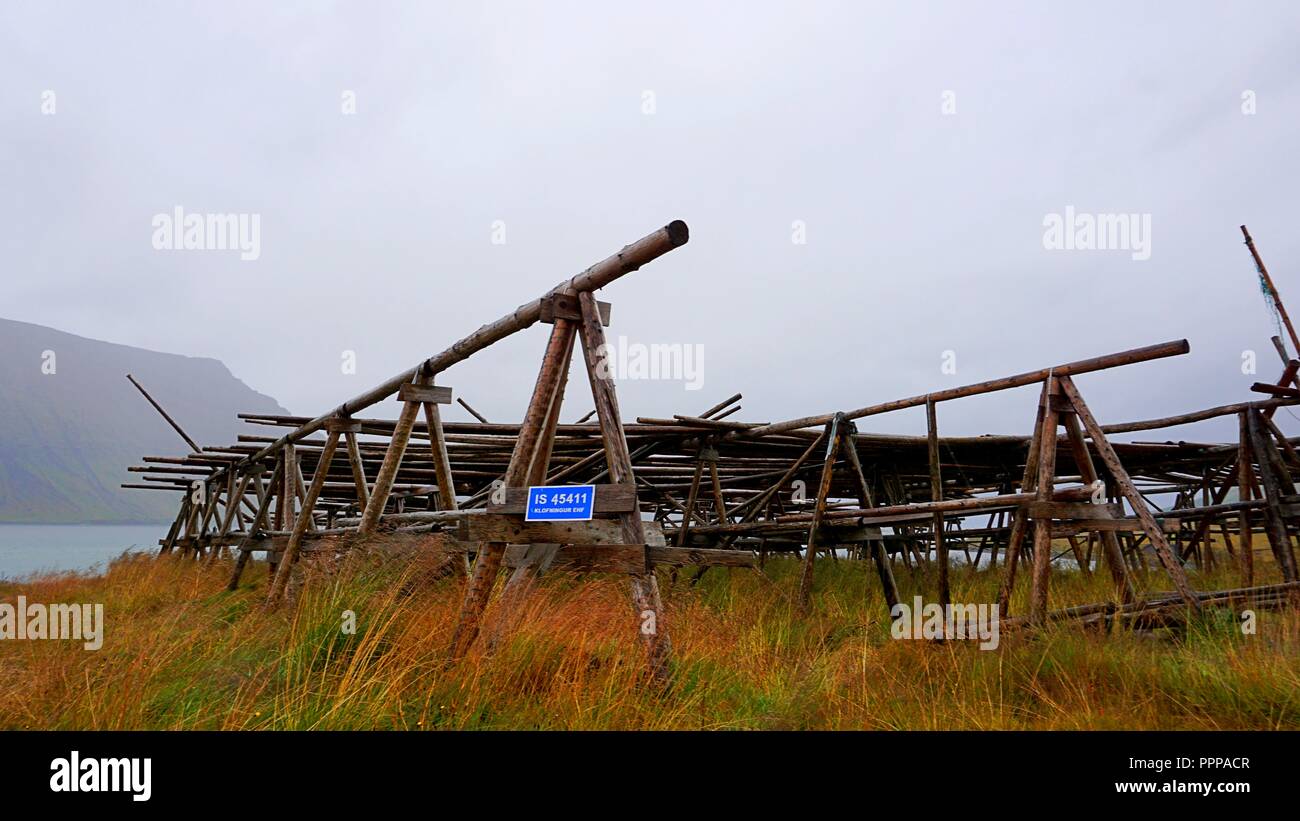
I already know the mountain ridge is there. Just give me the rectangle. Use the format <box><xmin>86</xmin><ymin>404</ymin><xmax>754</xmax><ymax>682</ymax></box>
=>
<box><xmin>0</xmin><ymin>316</ymin><xmax>289</xmax><ymax>523</ymax></box>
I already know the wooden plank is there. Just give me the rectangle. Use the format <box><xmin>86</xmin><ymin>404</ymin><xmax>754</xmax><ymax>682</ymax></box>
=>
<box><xmin>819</xmin><ymin>524</ymin><xmax>885</xmax><ymax>542</ymax></box>
<box><xmin>460</xmin><ymin>514</ymin><xmax>629</xmax><ymax>545</ymax></box>
<box><xmin>396</xmin><ymin>384</ymin><xmax>453</xmax><ymax>405</ymax></box>
<box><xmin>541</xmin><ymin>293</ymin><xmax>611</xmax><ymax>326</ymax></box>
<box><xmin>485</xmin><ymin>482</ymin><xmax>637</xmax><ymax>515</ymax></box>
<box><xmin>1052</xmin><ymin>518</ymin><xmax>1180</xmax><ymax>536</ymax></box>
<box><xmin>649</xmin><ymin>546</ymin><xmax>755</xmax><ymax>568</ymax></box>
<box><xmin>1028</xmin><ymin>501</ymin><xmax>1122</xmax><ymax>519</ymax></box>
<box><xmin>504</xmin><ymin>544</ymin><xmax>644</xmax><ymax>573</ymax></box>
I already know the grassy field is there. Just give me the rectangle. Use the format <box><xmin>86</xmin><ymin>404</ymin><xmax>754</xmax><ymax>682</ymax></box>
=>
<box><xmin>0</xmin><ymin>548</ymin><xmax>1297</xmax><ymax>730</ymax></box>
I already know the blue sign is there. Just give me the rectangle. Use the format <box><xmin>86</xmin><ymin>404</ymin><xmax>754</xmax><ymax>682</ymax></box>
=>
<box><xmin>524</xmin><ymin>485</ymin><xmax>596</xmax><ymax>521</ymax></box>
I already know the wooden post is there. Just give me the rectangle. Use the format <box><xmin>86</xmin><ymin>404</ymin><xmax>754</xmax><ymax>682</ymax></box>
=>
<box><xmin>1242</xmin><ymin>225</ymin><xmax>1300</xmax><ymax>357</ymax></box>
<box><xmin>839</xmin><ymin>420</ymin><xmax>900</xmax><ymax>614</ymax></box>
<box><xmin>797</xmin><ymin>414</ymin><xmax>844</xmax><ymax>612</ymax></box>
<box><xmin>500</xmin><ymin>322</ymin><xmax>577</xmax><ymax>596</ymax></box>
<box><xmin>926</xmin><ymin>398</ymin><xmax>948</xmax><ymax>608</ymax></box>
<box><xmin>357</xmin><ymin>375</ymin><xmax>428</xmax><ymax>536</ymax></box>
<box><xmin>204</xmin><ymin>470</ymin><xmax>254</xmax><ymax>567</ymax></box>
<box><xmin>159</xmin><ymin>497</ymin><xmax>190</xmax><ymax>556</ymax></box>
<box><xmin>676</xmin><ymin>460</ymin><xmax>705</xmax><ymax>546</ymax></box>
<box><xmin>996</xmin><ymin>381</ymin><xmax>1047</xmax><ymax>616</ymax></box>
<box><xmin>1245</xmin><ymin>409</ymin><xmax>1300</xmax><ymax>582</ymax></box>
<box><xmin>227</xmin><ymin>460</ymin><xmax>283</xmax><ymax>591</ymax></box>
<box><xmin>1237</xmin><ymin>412</ymin><xmax>1255</xmax><ymax>586</ymax></box>
<box><xmin>448</xmin><ymin>320</ymin><xmax>576</xmax><ymax>662</ymax></box>
<box><xmin>574</xmin><ymin>292</ymin><xmax>671</xmax><ymax>680</ymax></box>
<box><xmin>268</xmin><ymin>429</ymin><xmax>341</xmax><ymax>603</ymax></box>
<box><xmin>1028</xmin><ymin>377</ymin><xmax>1061</xmax><ymax>625</ymax></box>
<box><xmin>1061</xmin><ymin>412</ymin><xmax>1137</xmax><ymax>604</ymax></box>
<box><xmin>1057</xmin><ymin>376</ymin><xmax>1200</xmax><ymax>611</ymax></box>
<box><xmin>422</xmin><ymin>391</ymin><xmax>465</xmax><ymax>575</ymax></box>
<box><xmin>341</xmin><ymin>424</ymin><xmax>370</xmax><ymax>513</ymax></box>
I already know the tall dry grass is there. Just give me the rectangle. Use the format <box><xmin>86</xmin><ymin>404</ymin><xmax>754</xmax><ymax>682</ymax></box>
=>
<box><xmin>0</xmin><ymin>547</ymin><xmax>1296</xmax><ymax>729</ymax></box>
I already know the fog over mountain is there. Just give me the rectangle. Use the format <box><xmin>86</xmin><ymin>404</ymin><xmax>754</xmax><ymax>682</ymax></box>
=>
<box><xmin>0</xmin><ymin>317</ymin><xmax>288</xmax><ymax>523</ymax></box>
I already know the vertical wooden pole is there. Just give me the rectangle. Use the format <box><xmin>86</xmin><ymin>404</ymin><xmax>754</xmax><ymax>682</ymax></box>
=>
<box><xmin>357</xmin><ymin>376</ymin><xmax>427</xmax><ymax>536</ymax></box>
<box><xmin>574</xmin><ymin>293</ymin><xmax>671</xmax><ymax>681</ymax></box>
<box><xmin>839</xmin><ymin>421</ymin><xmax>900</xmax><ymax>614</ymax></box>
<box><xmin>676</xmin><ymin>461</ymin><xmax>705</xmax><ymax>546</ymax></box>
<box><xmin>500</xmin><ymin>324</ymin><xmax>577</xmax><ymax>597</ymax></box>
<box><xmin>227</xmin><ymin>460</ymin><xmax>282</xmax><ymax>591</ymax></box>
<box><xmin>1246</xmin><ymin>409</ymin><xmax>1300</xmax><ymax>582</ymax></box>
<box><xmin>996</xmin><ymin>381</ymin><xmax>1048</xmax><ymax>616</ymax></box>
<box><xmin>343</xmin><ymin>427</ymin><xmax>370</xmax><ymax>513</ymax></box>
<box><xmin>447</xmin><ymin>320</ymin><xmax>575</xmax><ymax>662</ymax></box>
<box><xmin>926</xmin><ymin>398</ymin><xmax>948</xmax><ymax>608</ymax></box>
<box><xmin>268</xmin><ymin>430</ymin><xmax>340</xmax><ymax>603</ymax></box>
<box><xmin>1237</xmin><ymin>412</ymin><xmax>1255</xmax><ymax>586</ymax></box>
<box><xmin>422</xmin><ymin>395</ymin><xmax>465</xmax><ymax>575</ymax></box>
<box><xmin>271</xmin><ymin>446</ymin><xmax>296</xmax><ymax>580</ymax></box>
<box><xmin>1061</xmin><ymin>413</ymin><xmax>1137</xmax><ymax>604</ymax></box>
<box><xmin>1242</xmin><ymin>225</ymin><xmax>1300</xmax><ymax>356</ymax></box>
<box><xmin>205</xmin><ymin>470</ymin><xmax>254</xmax><ymax>566</ymax></box>
<box><xmin>797</xmin><ymin>414</ymin><xmax>844</xmax><ymax>612</ymax></box>
<box><xmin>1028</xmin><ymin>376</ymin><xmax>1061</xmax><ymax>625</ymax></box>
<box><xmin>159</xmin><ymin>497</ymin><xmax>190</xmax><ymax>556</ymax></box>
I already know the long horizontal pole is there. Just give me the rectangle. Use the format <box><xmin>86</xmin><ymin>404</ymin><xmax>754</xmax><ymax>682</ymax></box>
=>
<box><xmin>244</xmin><ymin>220</ymin><xmax>688</xmax><ymax>465</ymax></box>
<box><xmin>743</xmin><ymin>339</ymin><xmax>1190</xmax><ymax>438</ymax></box>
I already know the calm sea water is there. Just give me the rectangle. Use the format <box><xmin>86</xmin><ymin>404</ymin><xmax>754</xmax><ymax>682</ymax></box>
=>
<box><xmin>0</xmin><ymin>524</ymin><xmax>166</xmax><ymax>580</ymax></box>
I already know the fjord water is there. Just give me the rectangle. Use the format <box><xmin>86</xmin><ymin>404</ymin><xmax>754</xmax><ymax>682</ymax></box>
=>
<box><xmin>0</xmin><ymin>523</ymin><xmax>164</xmax><ymax>579</ymax></box>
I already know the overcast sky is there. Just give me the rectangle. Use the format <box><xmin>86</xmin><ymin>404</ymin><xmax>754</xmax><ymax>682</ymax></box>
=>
<box><xmin>4</xmin><ymin>1</ymin><xmax>1300</xmax><ymax>443</ymax></box>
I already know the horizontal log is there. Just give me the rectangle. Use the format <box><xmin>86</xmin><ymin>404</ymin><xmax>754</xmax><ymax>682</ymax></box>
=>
<box><xmin>1250</xmin><ymin>382</ymin><xmax>1300</xmax><ymax>399</ymax></box>
<box><xmin>744</xmin><ymin>340</ymin><xmax>1190</xmax><ymax>438</ymax></box>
